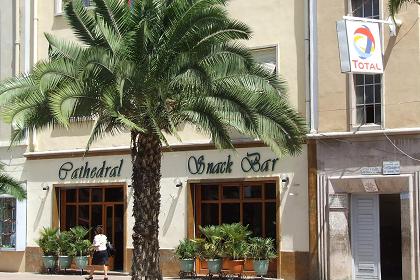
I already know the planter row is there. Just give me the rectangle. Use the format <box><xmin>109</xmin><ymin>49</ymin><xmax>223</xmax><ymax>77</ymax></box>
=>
<box><xmin>180</xmin><ymin>258</ymin><xmax>271</xmax><ymax>276</ymax></box>
<box><xmin>42</xmin><ymin>255</ymin><xmax>89</xmax><ymax>271</ymax></box>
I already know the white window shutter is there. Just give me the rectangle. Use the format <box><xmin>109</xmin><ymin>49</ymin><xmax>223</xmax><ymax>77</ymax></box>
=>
<box><xmin>351</xmin><ymin>195</ymin><xmax>381</xmax><ymax>280</ymax></box>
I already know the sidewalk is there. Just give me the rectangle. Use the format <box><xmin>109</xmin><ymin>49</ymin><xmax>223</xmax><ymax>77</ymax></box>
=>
<box><xmin>0</xmin><ymin>272</ymin><xmax>131</xmax><ymax>280</ymax></box>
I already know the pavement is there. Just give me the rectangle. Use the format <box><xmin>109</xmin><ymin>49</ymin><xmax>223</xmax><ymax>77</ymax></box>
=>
<box><xmin>0</xmin><ymin>272</ymin><xmax>131</xmax><ymax>280</ymax></box>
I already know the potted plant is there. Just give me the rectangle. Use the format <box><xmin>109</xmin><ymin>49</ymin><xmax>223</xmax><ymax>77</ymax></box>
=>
<box><xmin>175</xmin><ymin>238</ymin><xmax>198</xmax><ymax>273</ymax></box>
<box><xmin>199</xmin><ymin>225</ymin><xmax>224</xmax><ymax>274</ymax></box>
<box><xmin>57</xmin><ymin>231</ymin><xmax>75</xmax><ymax>270</ymax></box>
<box><xmin>36</xmin><ymin>227</ymin><xmax>59</xmax><ymax>272</ymax></box>
<box><xmin>221</xmin><ymin>223</ymin><xmax>251</xmax><ymax>274</ymax></box>
<box><xmin>70</xmin><ymin>226</ymin><xmax>92</xmax><ymax>272</ymax></box>
<box><xmin>249</xmin><ymin>237</ymin><xmax>277</xmax><ymax>276</ymax></box>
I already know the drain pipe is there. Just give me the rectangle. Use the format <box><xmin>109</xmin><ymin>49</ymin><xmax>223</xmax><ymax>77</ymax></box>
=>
<box><xmin>13</xmin><ymin>0</ymin><xmax>20</xmax><ymax>76</ymax></box>
<box><xmin>308</xmin><ymin>0</ymin><xmax>318</xmax><ymax>133</ymax></box>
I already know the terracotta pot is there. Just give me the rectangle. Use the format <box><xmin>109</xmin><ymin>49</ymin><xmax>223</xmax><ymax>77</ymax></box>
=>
<box><xmin>223</xmin><ymin>259</ymin><xmax>245</xmax><ymax>274</ymax></box>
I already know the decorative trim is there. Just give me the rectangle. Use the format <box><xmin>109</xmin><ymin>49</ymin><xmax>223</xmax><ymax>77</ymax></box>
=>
<box><xmin>24</xmin><ymin>141</ymin><xmax>268</xmax><ymax>160</ymax></box>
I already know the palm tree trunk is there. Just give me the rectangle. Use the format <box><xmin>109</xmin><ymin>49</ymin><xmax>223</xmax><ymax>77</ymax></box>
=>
<box><xmin>131</xmin><ymin>131</ymin><xmax>162</xmax><ymax>280</ymax></box>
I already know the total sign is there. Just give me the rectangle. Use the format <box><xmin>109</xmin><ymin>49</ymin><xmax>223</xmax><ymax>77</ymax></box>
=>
<box><xmin>337</xmin><ymin>20</ymin><xmax>383</xmax><ymax>74</ymax></box>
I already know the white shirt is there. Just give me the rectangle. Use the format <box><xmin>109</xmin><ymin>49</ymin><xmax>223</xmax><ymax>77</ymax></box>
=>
<box><xmin>93</xmin><ymin>234</ymin><xmax>107</xmax><ymax>251</ymax></box>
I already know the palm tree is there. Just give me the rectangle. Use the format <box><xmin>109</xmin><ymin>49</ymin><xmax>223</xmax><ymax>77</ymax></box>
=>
<box><xmin>0</xmin><ymin>0</ymin><xmax>306</xmax><ymax>278</ymax></box>
<box><xmin>388</xmin><ymin>0</ymin><xmax>420</xmax><ymax>16</ymax></box>
<box><xmin>0</xmin><ymin>162</ymin><xmax>26</xmax><ymax>200</ymax></box>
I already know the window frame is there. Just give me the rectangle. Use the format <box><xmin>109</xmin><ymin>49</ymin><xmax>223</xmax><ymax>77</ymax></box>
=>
<box><xmin>0</xmin><ymin>188</ymin><xmax>27</xmax><ymax>252</ymax></box>
<box><xmin>250</xmin><ymin>44</ymin><xmax>280</xmax><ymax>76</ymax></box>
<box><xmin>55</xmin><ymin>0</ymin><xmax>92</xmax><ymax>16</ymax></box>
<box><xmin>348</xmin><ymin>0</ymin><xmax>385</xmax><ymax>131</ymax></box>
<box><xmin>194</xmin><ymin>181</ymin><xmax>277</xmax><ymax>239</ymax></box>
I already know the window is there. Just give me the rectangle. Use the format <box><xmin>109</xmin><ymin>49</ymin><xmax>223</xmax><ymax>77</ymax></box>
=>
<box><xmin>351</xmin><ymin>0</ymin><xmax>380</xmax><ymax>19</ymax></box>
<box><xmin>355</xmin><ymin>74</ymin><xmax>382</xmax><ymax>125</ymax></box>
<box><xmin>56</xmin><ymin>0</ymin><xmax>91</xmax><ymax>15</ymax></box>
<box><xmin>195</xmin><ymin>181</ymin><xmax>277</xmax><ymax>240</ymax></box>
<box><xmin>0</xmin><ymin>198</ymin><xmax>16</xmax><ymax>249</ymax></box>
<box><xmin>351</xmin><ymin>0</ymin><xmax>382</xmax><ymax>126</ymax></box>
<box><xmin>252</xmin><ymin>46</ymin><xmax>278</xmax><ymax>75</ymax></box>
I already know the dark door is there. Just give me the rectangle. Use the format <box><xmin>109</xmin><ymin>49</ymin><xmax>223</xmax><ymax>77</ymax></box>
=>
<box><xmin>60</xmin><ymin>186</ymin><xmax>125</xmax><ymax>271</ymax></box>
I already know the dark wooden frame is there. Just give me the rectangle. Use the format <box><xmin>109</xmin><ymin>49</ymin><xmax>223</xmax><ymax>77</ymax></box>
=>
<box><xmin>54</xmin><ymin>183</ymin><xmax>128</xmax><ymax>272</ymax></box>
<box><xmin>187</xmin><ymin>178</ymin><xmax>280</xmax><ymax>277</ymax></box>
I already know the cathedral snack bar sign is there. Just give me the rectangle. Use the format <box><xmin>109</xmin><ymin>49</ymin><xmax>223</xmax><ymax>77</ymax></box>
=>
<box><xmin>187</xmin><ymin>152</ymin><xmax>279</xmax><ymax>175</ymax></box>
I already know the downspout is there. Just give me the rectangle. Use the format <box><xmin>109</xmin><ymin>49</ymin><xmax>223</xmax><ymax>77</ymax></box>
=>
<box><xmin>13</xmin><ymin>0</ymin><xmax>20</xmax><ymax>76</ymax></box>
<box><xmin>309</xmin><ymin>0</ymin><xmax>318</xmax><ymax>133</ymax></box>
<box><xmin>28</xmin><ymin>0</ymin><xmax>38</xmax><ymax>151</ymax></box>
<box><xmin>304</xmin><ymin>0</ymin><xmax>310</xmax><ymax>129</ymax></box>
<box><xmin>24</xmin><ymin>0</ymin><xmax>33</xmax><ymax>150</ymax></box>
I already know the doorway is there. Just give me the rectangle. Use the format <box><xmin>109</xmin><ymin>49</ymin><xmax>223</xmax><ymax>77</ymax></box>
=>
<box><xmin>379</xmin><ymin>194</ymin><xmax>402</xmax><ymax>280</ymax></box>
<box><xmin>351</xmin><ymin>194</ymin><xmax>403</xmax><ymax>280</ymax></box>
<box><xmin>59</xmin><ymin>186</ymin><xmax>126</xmax><ymax>271</ymax></box>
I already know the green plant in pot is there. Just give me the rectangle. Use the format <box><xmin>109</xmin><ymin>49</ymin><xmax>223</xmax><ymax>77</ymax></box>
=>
<box><xmin>175</xmin><ymin>238</ymin><xmax>198</xmax><ymax>273</ymax></box>
<box><xmin>199</xmin><ymin>225</ymin><xmax>224</xmax><ymax>274</ymax></box>
<box><xmin>221</xmin><ymin>223</ymin><xmax>251</xmax><ymax>274</ymax></box>
<box><xmin>249</xmin><ymin>237</ymin><xmax>277</xmax><ymax>276</ymax></box>
<box><xmin>57</xmin><ymin>231</ymin><xmax>75</xmax><ymax>270</ymax></box>
<box><xmin>70</xmin><ymin>226</ymin><xmax>91</xmax><ymax>271</ymax></box>
<box><xmin>36</xmin><ymin>227</ymin><xmax>59</xmax><ymax>271</ymax></box>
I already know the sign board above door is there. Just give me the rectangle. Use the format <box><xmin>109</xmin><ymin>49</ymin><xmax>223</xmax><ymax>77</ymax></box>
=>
<box><xmin>337</xmin><ymin>20</ymin><xmax>383</xmax><ymax>74</ymax></box>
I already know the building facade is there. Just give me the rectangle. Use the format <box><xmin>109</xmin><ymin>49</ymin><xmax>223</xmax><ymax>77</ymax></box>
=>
<box><xmin>0</xmin><ymin>1</ymin><xmax>310</xmax><ymax>279</ymax></box>
<box><xmin>0</xmin><ymin>0</ymin><xmax>30</xmax><ymax>272</ymax></box>
<box><xmin>308</xmin><ymin>0</ymin><xmax>420</xmax><ymax>280</ymax></box>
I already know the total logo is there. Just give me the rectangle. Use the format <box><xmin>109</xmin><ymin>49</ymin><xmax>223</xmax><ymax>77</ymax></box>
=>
<box><xmin>353</xmin><ymin>25</ymin><xmax>376</xmax><ymax>59</ymax></box>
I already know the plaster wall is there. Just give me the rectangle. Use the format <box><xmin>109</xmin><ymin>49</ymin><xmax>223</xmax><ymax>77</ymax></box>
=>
<box><xmin>0</xmin><ymin>0</ymin><xmax>14</xmax><ymax>143</ymax></box>
<box><xmin>316</xmin><ymin>0</ymin><xmax>420</xmax><ymax>132</ymax></box>
<box><xmin>33</xmin><ymin>0</ymin><xmax>307</xmax><ymax>152</ymax></box>
<box><xmin>24</xmin><ymin>146</ymin><xmax>309</xmax><ymax>252</ymax></box>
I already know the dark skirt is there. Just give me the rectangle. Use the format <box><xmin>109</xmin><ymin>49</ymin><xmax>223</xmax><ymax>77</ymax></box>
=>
<box><xmin>92</xmin><ymin>250</ymin><xmax>109</xmax><ymax>265</ymax></box>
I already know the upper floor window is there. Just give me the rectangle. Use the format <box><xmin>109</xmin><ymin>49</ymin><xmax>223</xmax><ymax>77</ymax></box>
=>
<box><xmin>351</xmin><ymin>0</ymin><xmax>379</xmax><ymax>19</ymax></box>
<box><xmin>351</xmin><ymin>0</ymin><xmax>382</xmax><ymax>126</ymax></box>
<box><xmin>0</xmin><ymin>197</ymin><xmax>16</xmax><ymax>249</ymax></box>
<box><xmin>56</xmin><ymin>0</ymin><xmax>91</xmax><ymax>15</ymax></box>
<box><xmin>355</xmin><ymin>74</ymin><xmax>381</xmax><ymax>125</ymax></box>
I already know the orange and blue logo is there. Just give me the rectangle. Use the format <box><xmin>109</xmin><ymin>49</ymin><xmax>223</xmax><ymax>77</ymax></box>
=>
<box><xmin>353</xmin><ymin>25</ymin><xmax>376</xmax><ymax>59</ymax></box>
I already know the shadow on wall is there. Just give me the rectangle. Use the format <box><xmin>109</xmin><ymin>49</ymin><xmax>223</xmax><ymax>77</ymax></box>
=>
<box><xmin>33</xmin><ymin>184</ymin><xmax>49</xmax><ymax>232</ymax></box>
<box><xmin>162</xmin><ymin>184</ymin><xmax>183</xmax><ymax>236</ymax></box>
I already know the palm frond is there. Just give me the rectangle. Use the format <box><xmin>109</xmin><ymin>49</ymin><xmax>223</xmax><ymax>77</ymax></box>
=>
<box><xmin>0</xmin><ymin>171</ymin><xmax>26</xmax><ymax>200</ymax></box>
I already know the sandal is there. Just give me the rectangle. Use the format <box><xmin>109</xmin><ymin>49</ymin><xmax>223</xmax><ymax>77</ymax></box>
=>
<box><xmin>104</xmin><ymin>278</ymin><xmax>109</xmax><ymax>280</ymax></box>
<box><xmin>84</xmin><ymin>277</ymin><xmax>93</xmax><ymax>280</ymax></box>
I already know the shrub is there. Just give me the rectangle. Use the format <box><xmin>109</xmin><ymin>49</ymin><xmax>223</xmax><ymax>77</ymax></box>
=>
<box><xmin>175</xmin><ymin>238</ymin><xmax>198</xmax><ymax>259</ymax></box>
<box><xmin>36</xmin><ymin>227</ymin><xmax>59</xmax><ymax>256</ymax></box>
<box><xmin>249</xmin><ymin>237</ymin><xmax>277</xmax><ymax>260</ymax></box>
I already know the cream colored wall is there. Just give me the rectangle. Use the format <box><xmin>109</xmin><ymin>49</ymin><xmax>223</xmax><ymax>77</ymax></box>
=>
<box><xmin>383</xmin><ymin>5</ymin><xmax>420</xmax><ymax>128</ymax></box>
<box><xmin>33</xmin><ymin>0</ymin><xmax>307</xmax><ymax>152</ymax></box>
<box><xmin>0</xmin><ymin>0</ymin><xmax>14</xmax><ymax>143</ymax></box>
<box><xmin>317</xmin><ymin>0</ymin><xmax>349</xmax><ymax>132</ymax></box>
<box><xmin>24</xmin><ymin>146</ymin><xmax>308</xmax><ymax>252</ymax></box>
<box><xmin>317</xmin><ymin>0</ymin><xmax>420</xmax><ymax>132</ymax></box>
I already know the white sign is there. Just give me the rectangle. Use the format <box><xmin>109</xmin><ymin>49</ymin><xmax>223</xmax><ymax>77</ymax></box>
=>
<box><xmin>383</xmin><ymin>161</ymin><xmax>400</xmax><ymax>175</ymax></box>
<box><xmin>361</xmin><ymin>166</ymin><xmax>382</xmax><ymax>175</ymax></box>
<box><xmin>337</xmin><ymin>20</ymin><xmax>383</xmax><ymax>74</ymax></box>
